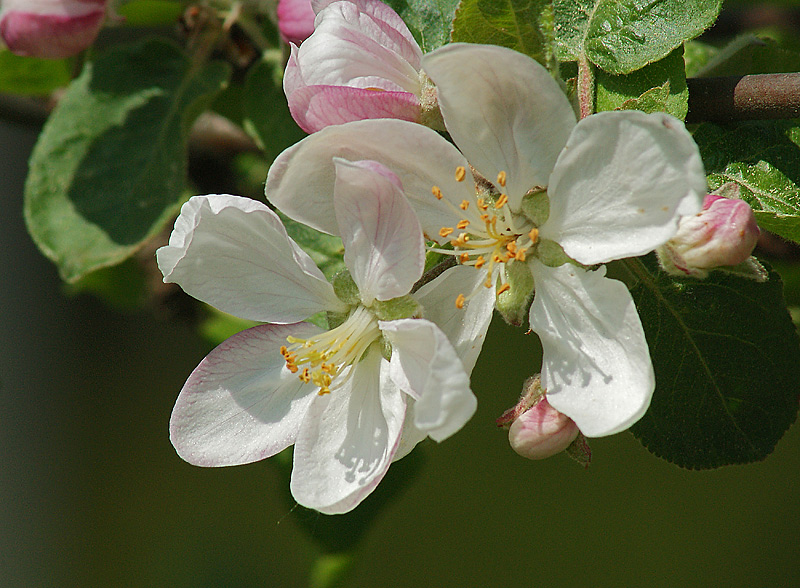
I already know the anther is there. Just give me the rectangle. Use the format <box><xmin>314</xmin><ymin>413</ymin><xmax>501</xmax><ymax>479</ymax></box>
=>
<box><xmin>529</xmin><ymin>228</ymin><xmax>539</xmax><ymax>244</ymax></box>
<box><xmin>497</xmin><ymin>283</ymin><xmax>511</xmax><ymax>295</ymax></box>
<box><xmin>457</xmin><ymin>219</ymin><xmax>470</xmax><ymax>229</ymax></box>
<box><xmin>439</xmin><ymin>227</ymin><xmax>454</xmax><ymax>238</ymax></box>
<box><xmin>495</xmin><ymin>194</ymin><xmax>508</xmax><ymax>209</ymax></box>
<box><xmin>459</xmin><ymin>252</ymin><xmax>470</xmax><ymax>263</ymax></box>
<box><xmin>460</xmin><ymin>200</ymin><xmax>470</xmax><ymax>210</ymax></box>
<box><xmin>474</xmin><ymin>256</ymin><xmax>486</xmax><ymax>268</ymax></box>
<box><xmin>455</xmin><ymin>166</ymin><xmax>466</xmax><ymax>182</ymax></box>
<box><xmin>432</xmin><ymin>186</ymin><xmax>443</xmax><ymax>200</ymax></box>
<box><xmin>455</xmin><ymin>294</ymin><xmax>466</xmax><ymax>309</ymax></box>
<box><xmin>497</xmin><ymin>170</ymin><xmax>507</xmax><ymax>187</ymax></box>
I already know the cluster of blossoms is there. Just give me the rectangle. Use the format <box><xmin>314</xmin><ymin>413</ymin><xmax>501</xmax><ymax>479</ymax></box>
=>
<box><xmin>160</xmin><ymin>0</ymin><xmax>761</xmax><ymax>512</ymax></box>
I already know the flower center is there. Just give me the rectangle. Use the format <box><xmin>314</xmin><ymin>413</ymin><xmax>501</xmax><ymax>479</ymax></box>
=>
<box><xmin>280</xmin><ymin>306</ymin><xmax>381</xmax><ymax>395</ymax></box>
<box><xmin>429</xmin><ymin>167</ymin><xmax>539</xmax><ymax>308</ymax></box>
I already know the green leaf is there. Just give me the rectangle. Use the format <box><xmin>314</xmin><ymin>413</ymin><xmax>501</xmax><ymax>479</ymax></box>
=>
<box><xmin>693</xmin><ymin>121</ymin><xmax>800</xmax><ymax>244</ymax></box>
<box><xmin>554</xmin><ymin>0</ymin><xmax>722</xmax><ymax>74</ymax></box>
<box><xmin>683</xmin><ymin>39</ymin><xmax>718</xmax><ymax>78</ymax></box>
<box><xmin>692</xmin><ymin>34</ymin><xmax>800</xmax><ymax>78</ymax></box>
<box><xmin>627</xmin><ymin>255</ymin><xmax>800</xmax><ymax>469</ymax></box>
<box><xmin>0</xmin><ymin>50</ymin><xmax>70</xmax><ymax>95</ymax></box>
<box><xmin>242</xmin><ymin>52</ymin><xmax>306</xmax><ymax>164</ymax></box>
<box><xmin>24</xmin><ymin>38</ymin><xmax>231</xmax><ymax>282</ymax></box>
<box><xmin>596</xmin><ymin>46</ymin><xmax>687</xmax><ymax>118</ymax></box>
<box><xmin>451</xmin><ymin>0</ymin><xmax>551</xmax><ymax>63</ymax></box>
<box><xmin>382</xmin><ymin>0</ymin><xmax>460</xmax><ymax>51</ymax></box>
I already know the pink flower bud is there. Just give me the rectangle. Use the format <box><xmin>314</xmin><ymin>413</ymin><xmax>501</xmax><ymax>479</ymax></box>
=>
<box><xmin>277</xmin><ymin>0</ymin><xmax>316</xmax><ymax>45</ymax></box>
<box><xmin>284</xmin><ymin>0</ymin><xmax>439</xmax><ymax>133</ymax></box>
<box><xmin>507</xmin><ymin>397</ymin><xmax>580</xmax><ymax>460</ymax></box>
<box><xmin>0</xmin><ymin>0</ymin><xmax>106</xmax><ymax>59</ymax></box>
<box><xmin>659</xmin><ymin>189</ymin><xmax>760</xmax><ymax>277</ymax></box>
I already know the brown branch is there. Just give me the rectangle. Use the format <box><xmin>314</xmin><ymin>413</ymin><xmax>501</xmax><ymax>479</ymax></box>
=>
<box><xmin>686</xmin><ymin>72</ymin><xmax>800</xmax><ymax>124</ymax></box>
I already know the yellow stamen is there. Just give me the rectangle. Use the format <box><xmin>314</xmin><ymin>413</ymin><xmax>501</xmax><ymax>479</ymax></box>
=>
<box><xmin>459</xmin><ymin>252</ymin><xmax>470</xmax><ymax>263</ymax></box>
<box><xmin>457</xmin><ymin>219</ymin><xmax>470</xmax><ymax>229</ymax></box>
<box><xmin>497</xmin><ymin>170</ymin><xmax>507</xmax><ymax>187</ymax></box>
<box><xmin>515</xmin><ymin>249</ymin><xmax>527</xmax><ymax>262</ymax></box>
<box><xmin>455</xmin><ymin>166</ymin><xmax>466</xmax><ymax>182</ymax></box>
<box><xmin>432</xmin><ymin>186</ymin><xmax>443</xmax><ymax>200</ymax></box>
<box><xmin>455</xmin><ymin>294</ymin><xmax>466</xmax><ymax>309</ymax></box>
<box><xmin>477</xmin><ymin>198</ymin><xmax>489</xmax><ymax>211</ymax></box>
<box><xmin>460</xmin><ymin>200</ymin><xmax>470</xmax><ymax>210</ymax></box>
<box><xmin>474</xmin><ymin>256</ymin><xmax>486</xmax><ymax>269</ymax></box>
<box><xmin>439</xmin><ymin>227</ymin><xmax>454</xmax><ymax>238</ymax></box>
<box><xmin>495</xmin><ymin>193</ymin><xmax>508</xmax><ymax>209</ymax></box>
<box><xmin>497</xmin><ymin>283</ymin><xmax>511</xmax><ymax>295</ymax></box>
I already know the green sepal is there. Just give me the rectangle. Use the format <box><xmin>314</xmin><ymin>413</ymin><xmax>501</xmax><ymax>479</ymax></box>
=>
<box><xmin>496</xmin><ymin>261</ymin><xmax>534</xmax><ymax>327</ymax></box>
<box><xmin>520</xmin><ymin>190</ymin><xmax>550</xmax><ymax>226</ymax></box>
<box><xmin>371</xmin><ymin>295</ymin><xmax>423</xmax><ymax>322</ymax></box>
<box><xmin>536</xmin><ymin>239</ymin><xmax>570</xmax><ymax>267</ymax></box>
<box><xmin>332</xmin><ymin>270</ymin><xmax>360</xmax><ymax>306</ymax></box>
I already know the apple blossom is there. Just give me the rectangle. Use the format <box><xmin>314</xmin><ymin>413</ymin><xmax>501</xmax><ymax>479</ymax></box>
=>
<box><xmin>283</xmin><ymin>0</ymin><xmax>441</xmax><ymax>133</ymax></box>
<box><xmin>267</xmin><ymin>43</ymin><xmax>708</xmax><ymax>437</ymax></box>
<box><xmin>657</xmin><ymin>184</ymin><xmax>761</xmax><ymax>278</ymax></box>
<box><xmin>277</xmin><ymin>0</ymin><xmax>316</xmax><ymax>45</ymax></box>
<box><xmin>157</xmin><ymin>159</ymin><xmax>486</xmax><ymax>514</ymax></box>
<box><xmin>0</xmin><ymin>0</ymin><xmax>106</xmax><ymax>59</ymax></box>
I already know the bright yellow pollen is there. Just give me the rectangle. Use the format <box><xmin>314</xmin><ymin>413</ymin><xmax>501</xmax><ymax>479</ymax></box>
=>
<box><xmin>495</xmin><ymin>193</ymin><xmax>508</xmax><ymax>209</ymax></box>
<box><xmin>450</xmin><ymin>233</ymin><xmax>469</xmax><ymax>247</ymax></box>
<box><xmin>455</xmin><ymin>294</ymin><xmax>466</xmax><ymax>309</ymax></box>
<box><xmin>432</xmin><ymin>185</ymin><xmax>443</xmax><ymax>200</ymax></box>
<box><xmin>497</xmin><ymin>170</ymin><xmax>507</xmax><ymax>187</ymax></box>
<box><xmin>460</xmin><ymin>200</ymin><xmax>470</xmax><ymax>210</ymax></box>
<box><xmin>474</xmin><ymin>256</ymin><xmax>486</xmax><ymax>268</ymax></box>
<box><xmin>497</xmin><ymin>283</ymin><xmax>511</xmax><ymax>295</ymax></box>
<box><xmin>477</xmin><ymin>198</ymin><xmax>488</xmax><ymax>211</ymax></box>
<box><xmin>506</xmin><ymin>241</ymin><xmax>518</xmax><ymax>254</ymax></box>
<box><xmin>515</xmin><ymin>249</ymin><xmax>527</xmax><ymax>262</ymax></box>
<box><xmin>529</xmin><ymin>227</ymin><xmax>539</xmax><ymax>244</ymax></box>
<box><xmin>439</xmin><ymin>227</ymin><xmax>454</xmax><ymax>238</ymax></box>
<box><xmin>457</xmin><ymin>219</ymin><xmax>470</xmax><ymax>229</ymax></box>
<box><xmin>455</xmin><ymin>166</ymin><xmax>467</xmax><ymax>182</ymax></box>
<box><xmin>299</xmin><ymin>368</ymin><xmax>311</xmax><ymax>383</ymax></box>
<box><xmin>459</xmin><ymin>252</ymin><xmax>470</xmax><ymax>263</ymax></box>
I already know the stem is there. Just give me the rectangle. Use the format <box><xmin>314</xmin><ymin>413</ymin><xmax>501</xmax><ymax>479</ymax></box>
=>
<box><xmin>577</xmin><ymin>55</ymin><xmax>595</xmax><ymax>119</ymax></box>
<box><xmin>686</xmin><ymin>73</ymin><xmax>800</xmax><ymax>123</ymax></box>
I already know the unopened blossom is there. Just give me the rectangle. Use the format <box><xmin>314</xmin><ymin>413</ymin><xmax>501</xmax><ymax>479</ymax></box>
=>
<box><xmin>277</xmin><ymin>0</ymin><xmax>315</xmax><ymax>45</ymax></box>
<box><xmin>658</xmin><ymin>185</ymin><xmax>760</xmax><ymax>278</ymax></box>
<box><xmin>267</xmin><ymin>43</ymin><xmax>708</xmax><ymax>437</ymax></box>
<box><xmin>283</xmin><ymin>0</ymin><xmax>440</xmax><ymax>133</ymax></box>
<box><xmin>158</xmin><ymin>160</ymin><xmax>485</xmax><ymax>514</ymax></box>
<box><xmin>497</xmin><ymin>376</ymin><xmax>579</xmax><ymax>460</ymax></box>
<box><xmin>0</xmin><ymin>0</ymin><xmax>106</xmax><ymax>59</ymax></box>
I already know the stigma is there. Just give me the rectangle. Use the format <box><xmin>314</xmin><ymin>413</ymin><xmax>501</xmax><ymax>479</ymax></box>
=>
<box><xmin>280</xmin><ymin>306</ymin><xmax>380</xmax><ymax>395</ymax></box>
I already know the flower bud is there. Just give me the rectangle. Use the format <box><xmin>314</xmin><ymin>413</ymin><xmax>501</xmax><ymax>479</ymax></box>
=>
<box><xmin>0</xmin><ymin>0</ymin><xmax>107</xmax><ymax>59</ymax></box>
<box><xmin>497</xmin><ymin>375</ymin><xmax>580</xmax><ymax>461</ymax></box>
<box><xmin>658</xmin><ymin>185</ymin><xmax>760</xmax><ymax>278</ymax></box>
<box><xmin>277</xmin><ymin>0</ymin><xmax>316</xmax><ymax>45</ymax></box>
<box><xmin>284</xmin><ymin>0</ymin><xmax>442</xmax><ymax>133</ymax></box>
<box><xmin>508</xmin><ymin>397</ymin><xmax>580</xmax><ymax>460</ymax></box>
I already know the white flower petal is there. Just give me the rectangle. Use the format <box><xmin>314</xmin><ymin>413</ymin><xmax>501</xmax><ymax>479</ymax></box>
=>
<box><xmin>290</xmin><ymin>347</ymin><xmax>405</xmax><ymax>513</ymax></box>
<box><xmin>392</xmin><ymin>398</ymin><xmax>427</xmax><ymax>461</ymax></box>
<box><xmin>157</xmin><ymin>195</ymin><xmax>345</xmax><ymax>323</ymax></box>
<box><xmin>169</xmin><ymin>323</ymin><xmax>320</xmax><ymax>466</ymax></box>
<box><xmin>542</xmin><ymin>111</ymin><xmax>706</xmax><ymax>265</ymax></box>
<box><xmin>529</xmin><ymin>260</ymin><xmax>654</xmax><ymax>437</ymax></box>
<box><xmin>266</xmin><ymin>119</ymin><xmax>474</xmax><ymax>240</ymax></box>
<box><xmin>422</xmin><ymin>43</ymin><xmax>576</xmax><ymax>208</ymax></box>
<box><xmin>412</xmin><ymin>265</ymin><xmax>495</xmax><ymax>372</ymax></box>
<box><xmin>381</xmin><ymin>318</ymin><xmax>476</xmax><ymax>442</ymax></box>
<box><xmin>334</xmin><ymin>159</ymin><xmax>425</xmax><ymax>302</ymax></box>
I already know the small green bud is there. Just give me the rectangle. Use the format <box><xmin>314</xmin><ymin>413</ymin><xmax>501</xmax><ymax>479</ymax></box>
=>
<box><xmin>379</xmin><ymin>335</ymin><xmax>393</xmax><ymax>361</ymax></box>
<box><xmin>496</xmin><ymin>260</ymin><xmax>535</xmax><ymax>327</ymax></box>
<box><xmin>520</xmin><ymin>189</ymin><xmax>550</xmax><ymax>226</ymax></box>
<box><xmin>371</xmin><ymin>294</ymin><xmax>423</xmax><ymax>321</ymax></box>
<box><xmin>332</xmin><ymin>269</ymin><xmax>361</xmax><ymax>305</ymax></box>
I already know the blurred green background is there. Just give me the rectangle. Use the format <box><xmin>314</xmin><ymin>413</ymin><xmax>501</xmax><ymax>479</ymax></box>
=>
<box><xmin>2</xmin><ymin>116</ymin><xmax>799</xmax><ymax>587</ymax></box>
